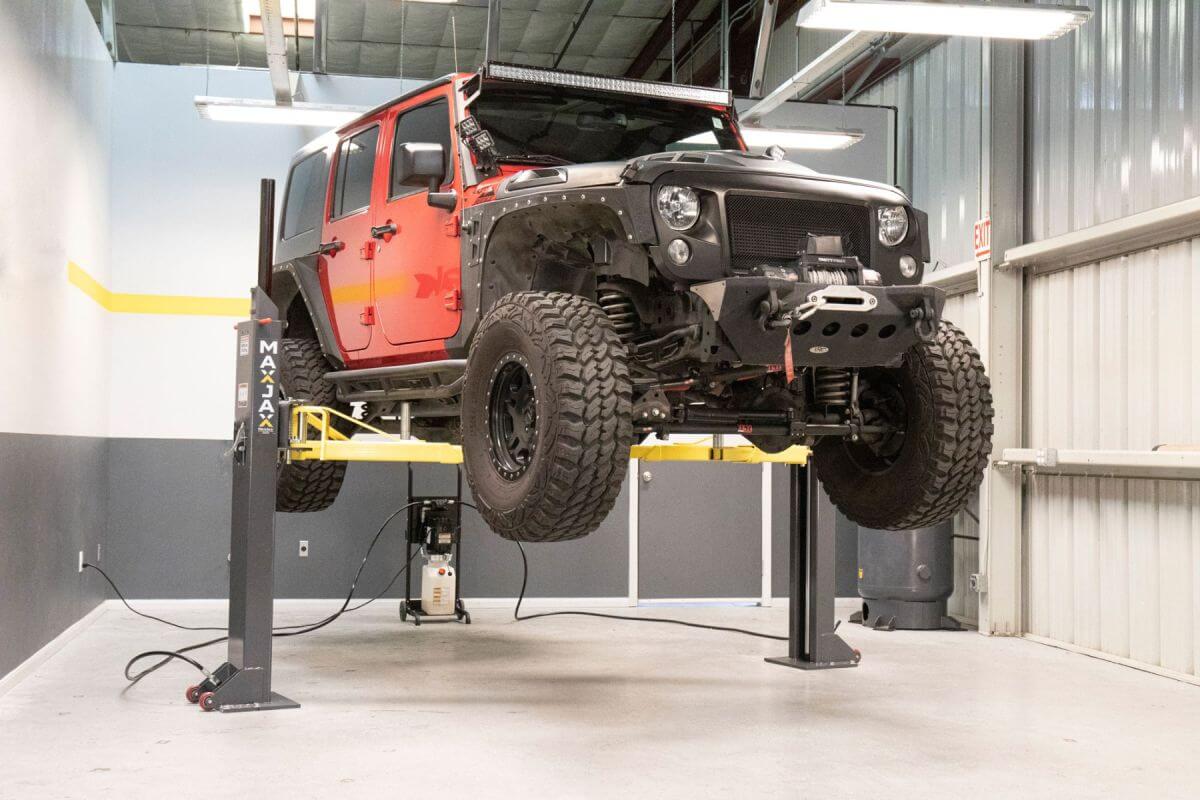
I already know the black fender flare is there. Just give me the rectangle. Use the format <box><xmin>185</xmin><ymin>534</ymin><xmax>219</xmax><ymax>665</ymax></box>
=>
<box><xmin>270</xmin><ymin>257</ymin><xmax>345</xmax><ymax>368</ymax></box>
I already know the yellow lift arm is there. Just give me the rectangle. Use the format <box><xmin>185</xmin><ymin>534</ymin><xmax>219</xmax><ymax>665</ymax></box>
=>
<box><xmin>287</xmin><ymin>405</ymin><xmax>809</xmax><ymax>466</ymax></box>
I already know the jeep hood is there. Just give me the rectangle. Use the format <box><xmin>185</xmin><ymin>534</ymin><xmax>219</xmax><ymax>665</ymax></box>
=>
<box><xmin>496</xmin><ymin>150</ymin><xmax>910</xmax><ymax>206</ymax></box>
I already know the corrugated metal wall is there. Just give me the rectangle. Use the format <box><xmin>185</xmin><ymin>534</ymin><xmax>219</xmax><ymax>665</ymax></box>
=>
<box><xmin>859</xmin><ymin>39</ymin><xmax>984</xmax><ymax>267</ymax></box>
<box><xmin>1025</xmin><ymin>0</ymin><xmax>1200</xmax><ymax>675</ymax></box>
<box><xmin>1025</xmin><ymin>240</ymin><xmax>1200</xmax><ymax>675</ymax></box>
<box><xmin>1029</xmin><ymin>0</ymin><xmax>1200</xmax><ymax>240</ymax></box>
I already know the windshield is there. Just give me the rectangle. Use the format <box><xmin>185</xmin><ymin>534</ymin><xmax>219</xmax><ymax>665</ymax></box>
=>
<box><xmin>469</xmin><ymin>84</ymin><xmax>743</xmax><ymax>164</ymax></box>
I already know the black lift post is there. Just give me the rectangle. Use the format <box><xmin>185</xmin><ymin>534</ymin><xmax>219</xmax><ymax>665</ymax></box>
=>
<box><xmin>195</xmin><ymin>179</ymin><xmax>298</xmax><ymax>712</ymax></box>
<box><xmin>766</xmin><ymin>463</ymin><xmax>860</xmax><ymax>671</ymax></box>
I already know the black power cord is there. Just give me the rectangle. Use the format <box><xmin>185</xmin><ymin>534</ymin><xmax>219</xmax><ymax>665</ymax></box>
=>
<box><xmin>94</xmin><ymin>500</ymin><xmax>427</xmax><ymax>685</ymax></box>
<box><xmin>510</xmin><ymin>540</ymin><xmax>787</xmax><ymax>642</ymax></box>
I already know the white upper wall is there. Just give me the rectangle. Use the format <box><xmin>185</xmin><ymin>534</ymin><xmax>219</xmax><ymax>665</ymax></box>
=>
<box><xmin>0</xmin><ymin>0</ymin><xmax>113</xmax><ymax>437</ymax></box>
<box><xmin>108</xmin><ymin>64</ymin><xmax>420</xmax><ymax>439</ymax></box>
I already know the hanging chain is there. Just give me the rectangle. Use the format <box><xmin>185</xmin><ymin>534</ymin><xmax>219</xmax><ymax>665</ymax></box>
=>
<box><xmin>672</xmin><ymin>0</ymin><xmax>678</xmax><ymax>83</ymax></box>
<box><xmin>399</xmin><ymin>0</ymin><xmax>406</xmax><ymax>81</ymax></box>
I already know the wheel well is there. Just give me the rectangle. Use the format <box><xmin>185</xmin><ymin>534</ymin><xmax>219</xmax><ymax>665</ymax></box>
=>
<box><xmin>286</xmin><ymin>298</ymin><xmax>318</xmax><ymax>340</ymax></box>
<box><xmin>481</xmin><ymin>202</ymin><xmax>650</xmax><ymax>307</ymax></box>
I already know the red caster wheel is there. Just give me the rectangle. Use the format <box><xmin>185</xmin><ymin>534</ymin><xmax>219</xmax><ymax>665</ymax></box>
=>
<box><xmin>198</xmin><ymin>692</ymin><xmax>218</xmax><ymax>712</ymax></box>
<box><xmin>186</xmin><ymin>685</ymin><xmax>202</xmax><ymax>704</ymax></box>
<box><xmin>852</xmin><ymin>649</ymin><xmax>862</xmax><ymax>663</ymax></box>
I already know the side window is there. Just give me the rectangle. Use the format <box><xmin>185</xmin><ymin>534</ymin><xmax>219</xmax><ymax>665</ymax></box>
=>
<box><xmin>391</xmin><ymin>99</ymin><xmax>454</xmax><ymax>198</ymax></box>
<box><xmin>281</xmin><ymin>151</ymin><xmax>326</xmax><ymax>239</ymax></box>
<box><xmin>331</xmin><ymin>126</ymin><xmax>379</xmax><ymax>219</ymax></box>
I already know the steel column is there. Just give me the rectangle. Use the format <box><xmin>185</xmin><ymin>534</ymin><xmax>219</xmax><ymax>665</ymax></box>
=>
<box><xmin>313</xmin><ymin>0</ymin><xmax>329</xmax><ymax>75</ymax></box>
<box><xmin>485</xmin><ymin>0</ymin><xmax>502</xmax><ymax>63</ymax></box>
<box><xmin>976</xmin><ymin>40</ymin><xmax>1024</xmax><ymax>636</ymax></box>
<box><xmin>766</xmin><ymin>465</ymin><xmax>859</xmax><ymax>670</ymax></box>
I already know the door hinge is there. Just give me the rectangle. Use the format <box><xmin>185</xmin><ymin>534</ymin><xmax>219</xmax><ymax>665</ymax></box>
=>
<box><xmin>443</xmin><ymin>290</ymin><xmax>462</xmax><ymax>311</ymax></box>
<box><xmin>444</xmin><ymin>216</ymin><xmax>461</xmax><ymax>237</ymax></box>
<box><xmin>360</xmin><ymin>240</ymin><xmax>376</xmax><ymax>260</ymax></box>
<box><xmin>359</xmin><ymin>305</ymin><xmax>376</xmax><ymax>325</ymax></box>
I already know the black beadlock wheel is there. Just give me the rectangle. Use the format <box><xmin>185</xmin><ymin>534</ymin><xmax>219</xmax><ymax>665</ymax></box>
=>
<box><xmin>276</xmin><ymin>337</ymin><xmax>349</xmax><ymax>513</ymax></box>
<box><xmin>814</xmin><ymin>321</ymin><xmax>994</xmax><ymax>530</ymax></box>
<box><xmin>462</xmin><ymin>292</ymin><xmax>633</xmax><ymax>542</ymax></box>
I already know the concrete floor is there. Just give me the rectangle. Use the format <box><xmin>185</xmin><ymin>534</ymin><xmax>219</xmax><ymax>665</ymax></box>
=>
<box><xmin>2</xmin><ymin>601</ymin><xmax>1198</xmax><ymax>799</ymax></box>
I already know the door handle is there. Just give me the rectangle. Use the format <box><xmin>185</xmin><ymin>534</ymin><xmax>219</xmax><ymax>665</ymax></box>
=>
<box><xmin>370</xmin><ymin>223</ymin><xmax>397</xmax><ymax>241</ymax></box>
<box><xmin>319</xmin><ymin>240</ymin><xmax>345</xmax><ymax>256</ymax></box>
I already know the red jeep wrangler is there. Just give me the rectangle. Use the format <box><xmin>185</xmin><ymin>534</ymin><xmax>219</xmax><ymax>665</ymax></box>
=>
<box><xmin>271</xmin><ymin>63</ymin><xmax>993</xmax><ymax>542</ymax></box>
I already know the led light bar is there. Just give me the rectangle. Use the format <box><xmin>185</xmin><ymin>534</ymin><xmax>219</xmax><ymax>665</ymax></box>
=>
<box><xmin>194</xmin><ymin>96</ymin><xmax>368</xmax><ymax>128</ymax></box>
<box><xmin>484</xmin><ymin>62</ymin><xmax>733</xmax><ymax>107</ymax></box>
<box><xmin>796</xmin><ymin>0</ymin><xmax>1092</xmax><ymax>40</ymax></box>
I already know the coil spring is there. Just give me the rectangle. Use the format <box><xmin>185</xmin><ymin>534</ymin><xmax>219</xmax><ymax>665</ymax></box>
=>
<box><xmin>813</xmin><ymin>367</ymin><xmax>851</xmax><ymax>407</ymax></box>
<box><xmin>598</xmin><ymin>289</ymin><xmax>642</xmax><ymax>346</ymax></box>
<box><xmin>804</xmin><ymin>268</ymin><xmax>855</xmax><ymax>286</ymax></box>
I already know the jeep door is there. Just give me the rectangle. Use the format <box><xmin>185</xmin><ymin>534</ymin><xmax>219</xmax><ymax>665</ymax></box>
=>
<box><xmin>321</xmin><ymin>119</ymin><xmax>383</xmax><ymax>354</ymax></box>
<box><xmin>372</xmin><ymin>92</ymin><xmax>461</xmax><ymax>347</ymax></box>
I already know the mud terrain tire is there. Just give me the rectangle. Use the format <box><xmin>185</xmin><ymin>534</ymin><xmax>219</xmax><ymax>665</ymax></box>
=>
<box><xmin>276</xmin><ymin>337</ymin><xmax>349</xmax><ymax>513</ymax></box>
<box><xmin>815</xmin><ymin>321</ymin><xmax>993</xmax><ymax>530</ymax></box>
<box><xmin>462</xmin><ymin>292</ymin><xmax>632</xmax><ymax>541</ymax></box>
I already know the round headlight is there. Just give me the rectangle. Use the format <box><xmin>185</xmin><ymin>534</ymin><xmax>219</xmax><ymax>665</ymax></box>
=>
<box><xmin>877</xmin><ymin>205</ymin><xmax>910</xmax><ymax>247</ymax></box>
<box><xmin>656</xmin><ymin>185</ymin><xmax>700</xmax><ymax>231</ymax></box>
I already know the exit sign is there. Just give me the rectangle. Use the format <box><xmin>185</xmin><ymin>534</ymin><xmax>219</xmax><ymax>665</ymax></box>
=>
<box><xmin>974</xmin><ymin>216</ymin><xmax>992</xmax><ymax>261</ymax></box>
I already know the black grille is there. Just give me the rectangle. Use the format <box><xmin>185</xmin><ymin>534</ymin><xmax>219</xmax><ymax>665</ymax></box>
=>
<box><xmin>726</xmin><ymin>194</ymin><xmax>872</xmax><ymax>272</ymax></box>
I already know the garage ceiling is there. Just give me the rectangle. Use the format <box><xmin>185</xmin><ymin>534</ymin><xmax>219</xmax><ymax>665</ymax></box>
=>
<box><xmin>86</xmin><ymin>0</ymin><xmax>725</xmax><ymax>81</ymax></box>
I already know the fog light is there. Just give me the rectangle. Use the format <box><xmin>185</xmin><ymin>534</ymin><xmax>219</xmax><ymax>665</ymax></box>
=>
<box><xmin>899</xmin><ymin>255</ymin><xmax>919</xmax><ymax>278</ymax></box>
<box><xmin>667</xmin><ymin>238</ymin><xmax>691</xmax><ymax>265</ymax></box>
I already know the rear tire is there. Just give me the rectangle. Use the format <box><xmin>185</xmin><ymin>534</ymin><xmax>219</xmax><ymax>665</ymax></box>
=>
<box><xmin>815</xmin><ymin>321</ymin><xmax>993</xmax><ymax>530</ymax></box>
<box><xmin>276</xmin><ymin>337</ymin><xmax>349</xmax><ymax>513</ymax></box>
<box><xmin>462</xmin><ymin>292</ymin><xmax>632</xmax><ymax>542</ymax></box>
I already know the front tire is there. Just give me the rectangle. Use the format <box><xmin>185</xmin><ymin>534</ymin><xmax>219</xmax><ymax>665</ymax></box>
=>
<box><xmin>462</xmin><ymin>292</ymin><xmax>632</xmax><ymax>542</ymax></box>
<box><xmin>815</xmin><ymin>321</ymin><xmax>993</xmax><ymax>530</ymax></box>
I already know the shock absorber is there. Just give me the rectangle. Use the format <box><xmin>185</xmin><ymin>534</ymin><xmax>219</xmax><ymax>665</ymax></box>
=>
<box><xmin>598</xmin><ymin>288</ymin><xmax>642</xmax><ymax>347</ymax></box>
<box><xmin>813</xmin><ymin>367</ymin><xmax>852</xmax><ymax>408</ymax></box>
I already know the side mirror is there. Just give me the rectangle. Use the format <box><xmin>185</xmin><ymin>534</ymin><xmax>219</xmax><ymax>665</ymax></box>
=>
<box><xmin>394</xmin><ymin>142</ymin><xmax>456</xmax><ymax>211</ymax></box>
<box><xmin>394</xmin><ymin>142</ymin><xmax>445</xmax><ymax>189</ymax></box>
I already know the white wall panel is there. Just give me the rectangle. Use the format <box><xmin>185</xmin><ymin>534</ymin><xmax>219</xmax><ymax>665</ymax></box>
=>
<box><xmin>108</xmin><ymin>64</ymin><xmax>420</xmax><ymax>439</ymax></box>
<box><xmin>0</xmin><ymin>0</ymin><xmax>112</xmax><ymax>436</ymax></box>
<box><xmin>1025</xmin><ymin>238</ymin><xmax>1200</xmax><ymax>675</ymax></box>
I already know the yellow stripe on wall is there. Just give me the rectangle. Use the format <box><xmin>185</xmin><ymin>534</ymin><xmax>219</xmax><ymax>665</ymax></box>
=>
<box><xmin>68</xmin><ymin>262</ymin><xmax>250</xmax><ymax>317</ymax></box>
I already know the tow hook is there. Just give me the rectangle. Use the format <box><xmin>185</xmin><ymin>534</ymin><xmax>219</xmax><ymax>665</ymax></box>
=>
<box><xmin>910</xmin><ymin>298</ymin><xmax>937</xmax><ymax>341</ymax></box>
<box><xmin>759</xmin><ymin>288</ymin><xmax>826</xmax><ymax>331</ymax></box>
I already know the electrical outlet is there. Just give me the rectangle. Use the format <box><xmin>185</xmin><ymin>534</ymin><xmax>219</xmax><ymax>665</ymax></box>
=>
<box><xmin>78</xmin><ymin>551</ymin><xmax>84</xmax><ymax>573</ymax></box>
<box><xmin>298</xmin><ymin>540</ymin><xmax>309</xmax><ymax>558</ymax></box>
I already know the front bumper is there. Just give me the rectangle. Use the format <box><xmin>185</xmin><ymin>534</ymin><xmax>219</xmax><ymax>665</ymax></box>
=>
<box><xmin>690</xmin><ymin>277</ymin><xmax>944</xmax><ymax>368</ymax></box>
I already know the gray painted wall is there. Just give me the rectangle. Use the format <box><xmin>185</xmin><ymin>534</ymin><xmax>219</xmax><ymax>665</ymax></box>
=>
<box><xmin>104</xmin><ymin>439</ymin><xmax>628</xmax><ymax>599</ymax></box>
<box><xmin>0</xmin><ymin>434</ymin><xmax>108</xmax><ymax>678</ymax></box>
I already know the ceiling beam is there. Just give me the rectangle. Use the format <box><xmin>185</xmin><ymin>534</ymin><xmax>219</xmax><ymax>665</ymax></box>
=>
<box><xmin>312</xmin><ymin>0</ymin><xmax>329</xmax><ymax>75</ymax></box>
<box><xmin>688</xmin><ymin>0</ymin><xmax>802</xmax><ymax>92</ymax></box>
<box><xmin>748</xmin><ymin>0</ymin><xmax>778</xmax><ymax>98</ymax></box>
<box><xmin>624</xmin><ymin>0</ymin><xmax>702</xmax><ymax>79</ymax></box>
<box><xmin>553</xmin><ymin>0</ymin><xmax>597</xmax><ymax>69</ymax></box>
<box><xmin>259</xmin><ymin>0</ymin><xmax>292</xmax><ymax>105</ymax></box>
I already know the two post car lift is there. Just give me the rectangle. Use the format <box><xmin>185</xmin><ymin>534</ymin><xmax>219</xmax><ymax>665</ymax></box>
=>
<box><xmin>193</xmin><ymin>181</ymin><xmax>858</xmax><ymax>713</ymax></box>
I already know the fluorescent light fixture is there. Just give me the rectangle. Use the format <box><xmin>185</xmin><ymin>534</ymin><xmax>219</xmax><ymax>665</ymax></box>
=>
<box><xmin>796</xmin><ymin>0</ymin><xmax>1092</xmax><ymax>40</ymax></box>
<box><xmin>195</xmin><ymin>96</ymin><xmax>367</xmax><ymax>128</ymax></box>
<box><xmin>485</xmin><ymin>62</ymin><xmax>733</xmax><ymax>107</ymax></box>
<box><xmin>683</xmin><ymin>127</ymin><xmax>863</xmax><ymax>150</ymax></box>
